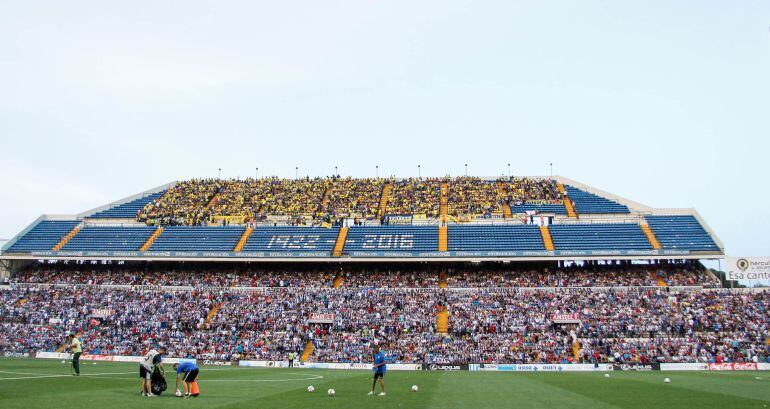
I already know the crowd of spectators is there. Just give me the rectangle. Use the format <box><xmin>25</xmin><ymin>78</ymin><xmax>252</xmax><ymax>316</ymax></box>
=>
<box><xmin>139</xmin><ymin>178</ymin><xmax>330</xmax><ymax>226</ymax></box>
<box><xmin>446</xmin><ymin>177</ymin><xmax>500</xmax><ymax>217</ymax></box>
<box><xmin>497</xmin><ymin>177</ymin><xmax>562</xmax><ymax>205</ymax></box>
<box><xmin>325</xmin><ymin>177</ymin><xmax>385</xmax><ymax>219</ymax></box>
<box><xmin>9</xmin><ymin>263</ymin><xmax>720</xmax><ymax>288</ymax></box>
<box><xmin>386</xmin><ymin>178</ymin><xmax>441</xmax><ymax>217</ymax></box>
<box><xmin>138</xmin><ymin>179</ymin><xmax>222</xmax><ymax>226</ymax></box>
<box><xmin>1</xmin><ymin>284</ymin><xmax>767</xmax><ymax>365</ymax></box>
<box><xmin>135</xmin><ymin>177</ymin><xmax>570</xmax><ymax>225</ymax></box>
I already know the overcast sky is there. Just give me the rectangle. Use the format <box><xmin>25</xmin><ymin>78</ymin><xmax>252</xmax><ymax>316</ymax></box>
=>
<box><xmin>1</xmin><ymin>1</ymin><xmax>768</xmax><ymax>261</ymax></box>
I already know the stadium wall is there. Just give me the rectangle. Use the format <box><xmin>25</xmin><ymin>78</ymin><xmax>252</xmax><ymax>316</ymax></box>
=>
<box><xmin>19</xmin><ymin>353</ymin><xmax>770</xmax><ymax>372</ymax></box>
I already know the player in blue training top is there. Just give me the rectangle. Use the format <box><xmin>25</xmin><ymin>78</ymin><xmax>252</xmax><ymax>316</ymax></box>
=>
<box><xmin>173</xmin><ymin>361</ymin><xmax>199</xmax><ymax>398</ymax></box>
<box><xmin>368</xmin><ymin>344</ymin><xmax>386</xmax><ymax>396</ymax></box>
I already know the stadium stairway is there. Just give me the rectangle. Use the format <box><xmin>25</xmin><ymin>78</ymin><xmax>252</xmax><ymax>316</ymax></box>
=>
<box><xmin>233</xmin><ymin>226</ymin><xmax>253</xmax><ymax>252</ymax></box>
<box><xmin>205</xmin><ymin>303</ymin><xmax>223</xmax><ymax>326</ymax></box>
<box><xmin>140</xmin><ymin>227</ymin><xmax>164</xmax><ymax>251</ymax></box>
<box><xmin>438</xmin><ymin>226</ymin><xmax>448</xmax><ymax>251</ymax></box>
<box><xmin>439</xmin><ymin>182</ymin><xmax>448</xmax><ymax>218</ymax></box>
<box><xmin>539</xmin><ymin>226</ymin><xmax>555</xmax><ymax>251</ymax></box>
<box><xmin>640</xmin><ymin>223</ymin><xmax>661</xmax><ymax>250</ymax></box>
<box><xmin>572</xmin><ymin>341</ymin><xmax>581</xmax><ymax>362</ymax></box>
<box><xmin>378</xmin><ymin>182</ymin><xmax>392</xmax><ymax>218</ymax></box>
<box><xmin>205</xmin><ymin>192</ymin><xmax>221</xmax><ymax>211</ymax></box>
<box><xmin>496</xmin><ymin>181</ymin><xmax>512</xmax><ymax>219</ymax></box>
<box><xmin>52</xmin><ymin>223</ymin><xmax>83</xmax><ymax>251</ymax></box>
<box><xmin>300</xmin><ymin>341</ymin><xmax>314</xmax><ymax>362</ymax></box>
<box><xmin>333</xmin><ymin>271</ymin><xmax>343</xmax><ymax>288</ymax></box>
<box><xmin>332</xmin><ymin>227</ymin><xmax>348</xmax><ymax>257</ymax></box>
<box><xmin>557</xmin><ymin>184</ymin><xmax>578</xmax><ymax>218</ymax></box>
<box><xmin>438</xmin><ymin>271</ymin><xmax>447</xmax><ymax>289</ymax></box>
<box><xmin>436</xmin><ymin>307</ymin><xmax>449</xmax><ymax>333</ymax></box>
<box><xmin>652</xmin><ymin>271</ymin><xmax>667</xmax><ymax>287</ymax></box>
<box><xmin>321</xmin><ymin>180</ymin><xmax>334</xmax><ymax>211</ymax></box>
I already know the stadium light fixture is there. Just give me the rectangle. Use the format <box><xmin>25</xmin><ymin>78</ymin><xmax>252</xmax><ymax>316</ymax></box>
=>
<box><xmin>295</xmin><ymin>166</ymin><xmax>299</xmax><ymax>179</ymax></box>
<box><xmin>376</xmin><ymin>165</ymin><xmax>379</xmax><ymax>178</ymax></box>
<box><xmin>255</xmin><ymin>167</ymin><xmax>258</xmax><ymax>179</ymax></box>
<box><xmin>465</xmin><ymin>164</ymin><xmax>468</xmax><ymax>176</ymax></box>
<box><xmin>550</xmin><ymin>163</ymin><xmax>553</xmax><ymax>179</ymax></box>
<box><xmin>218</xmin><ymin>168</ymin><xmax>221</xmax><ymax>179</ymax></box>
<box><xmin>418</xmin><ymin>164</ymin><xmax>421</xmax><ymax>178</ymax></box>
<box><xmin>507</xmin><ymin>163</ymin><xmax>511</xmax><ymax>177</ymax></box>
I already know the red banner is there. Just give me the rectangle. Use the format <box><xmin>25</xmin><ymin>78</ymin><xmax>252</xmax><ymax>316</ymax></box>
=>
<box><xmin>707</xmin><ymin>363</ymin><xmax>757</xmax><ymax>371</ymax></box>
<box><xmin>308</xmin><ymin>313</ymin><xmax>335</xmax><ymax>324</ymax></box>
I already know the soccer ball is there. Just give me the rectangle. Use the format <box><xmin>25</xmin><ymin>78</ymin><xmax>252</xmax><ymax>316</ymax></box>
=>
<box><xmin>61</xmin><ymin>360</ymin><xmax>66</xmax><ymax>364</ymax></box>
<box><xmin>604</xmin><ymin>374</ymin><xmax>610</xmax><ymax>378</ymax></box>
<box><xmin>307</xmin><ymin>386</ymin><xmax>315</xmax><ymax>393</ymax></box>
<box><xmin>175</xmin><ymin>390</ymin><xmax>183</xmax><ymax>397</ymax></box>
<box><xmin>411</xmin><ymin>385</ymin><xmax>419</xmax><ymax>392</ymax></box>
<box><xmin>327</xmin><ymin>388</ymin><xmax>335</xmax><ymax>397</ymax></box>
<box><xmin>664</xmin><ymin>378</ymin><xmax>671</xmax><ymax>383</ymax></box>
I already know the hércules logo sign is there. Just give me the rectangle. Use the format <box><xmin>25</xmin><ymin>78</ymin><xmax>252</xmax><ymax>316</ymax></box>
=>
<box><xmin>725</xmin><ymin>257</ymin><xmax>770</xmax><ymax>281</ymax></box>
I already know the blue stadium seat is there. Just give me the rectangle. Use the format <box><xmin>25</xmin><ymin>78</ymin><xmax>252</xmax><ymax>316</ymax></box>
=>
<box><xmin>345</xmin><ymin>226</ymin><xmax>438</xmax><ymax>252</ymax></box>
<box><xmin>62</xmin><ymin>226</ymin><xmax>157</xmax><ymax>251</ymax></box>
<box><xmin>6</xmin><ymin>220</ymin><xmax>81</xmax><ymax>252</ymax></box>
<box><xmin>645</xmin><ymin>215</ymin><xmax>719</xmax><ymax>251</ymax></box>
<box><xmin>565</xmin><ymin>186</ymin><xmax>629</xmax><ymax>214</ymax></box>
<box><xmin>89</xmin><ymin>191</ymin><xmax>165</xmax><ymax>219</ymax></box>
<box><xmin>549</xmin><ymin>224</ymin><xmax>651</xmax><ymax>250</ymax></box>
<box><xmin>149</xmin><ymin>226</ymin><xmax>245</xmax><ymax>251</ymax></box>
<box><xmin>243</xmin><ymin>226</ymin><xmax>339</xmax><ymax>253</ymax></box>
<box><xmin>448</xmin><ymin>225</ymin><xmax>544</xmax><ymax>251</ymax></box>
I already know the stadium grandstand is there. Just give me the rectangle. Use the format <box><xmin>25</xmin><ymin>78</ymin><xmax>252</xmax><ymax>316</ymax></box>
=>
<box><xmin>2</xmin><ymin>175</ymin><xmax>767</xmax><ymax>369</ymax></box>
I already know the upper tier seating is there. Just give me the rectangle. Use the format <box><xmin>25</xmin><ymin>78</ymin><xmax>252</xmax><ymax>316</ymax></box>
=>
<box><xmin>5</xmin><ymin>221</ymin><xmax>81</xmax><ymax>252</ymax></box>
<box><xmin>63</xmin><ymin>226</ymin><xmax>157</xmax><ymax>251</ymax></box>
<box><xmin>387</xmin><ymin>179</ymin><xmax>440</xmax><ymax>216</ymax></box>
<box><xmin>149</xmin><ymin>226</ymin><xmax>245</xmax><ymax>251</ymax></box>
<box><xmin>446</xmin><ymin>177</ymin><xmax>500</xmax><ymax>216</ymax></box>
<box><xmin>89</xmin><ymin>192</ymin><xmax>165</xmax><ymax>219</ymax></box>
<box><xmin>565</xmin><ymin>186</ymin><xmax>629</xmax><ymax>214</ymax></box>
<box><xmin>326</xmin><ymin>177</ymin><xmax>384</xmax><ymax>218</ymax></box>
<box><xmin>345</xmin><ymin>226</ymin><xmax>438</xmax><ymax>252</ymax></box>
<box><xmin>549</xmin><ymin>224</ymin><xmax>652</xmax><ymax>250</ymax></box>
<box><xmin>644</xmin><ymin>215</ymin><xmax>720</xmax><ymax>251</ymax></box>
<box><xmin>447</xmin><ymin>225</ymin><xmax>544</xmax><ymax>251</ymax></box>
<box><xmin>242</xmin><ymin>226</ymin><xmax>339</xmax><ymax>253</ymax></box>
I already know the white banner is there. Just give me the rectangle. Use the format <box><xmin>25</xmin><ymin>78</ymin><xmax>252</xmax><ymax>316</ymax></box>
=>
<box><xmin>35</xmin><ymin>352</ymin><xmax>69</xmax><ymax>360</ymax></box>
<box><xmin>238</xmin><ymin>360</ymin><xmax>420</xmax><ymax>371</ymax></box>
<box><xmin>34</xmin><ymin>352</ymin><xmax>195</xmax><ymax>365</ymax></box>
<box><xmin>660</xmin><ymin>363</ymin><xmax>708</xmax><ymax>371</ymax></box>
<box><xmin>491</xmin><ymin>363</ymin><xmax>612</xmax><ymax>372</ymax></box>
<box><xmin>551</xmin><ymin>313</ymin><xmax>581</xmax><ymax>324</ymax></box>
<box><xmin>725</xmin><ymin>257</ymin><xmax>770</xmax><ymax>281</ymax></box>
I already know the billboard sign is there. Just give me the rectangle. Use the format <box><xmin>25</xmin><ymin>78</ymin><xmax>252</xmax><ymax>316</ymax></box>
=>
<box><xmin>725</xmin><ymin>257</ymin><xmax>770</xmax><ymax>281</ymax></box>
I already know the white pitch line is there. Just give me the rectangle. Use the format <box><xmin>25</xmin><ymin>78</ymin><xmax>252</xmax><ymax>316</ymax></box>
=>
<box><xmin>0</xmin><ymin>371</ymin><xmax>135</xmax><ymax>381</ymax></box>
<box><xmin>0</xmin><ymin>369</ymin><xmax>324</xmax><ymax>383</ymax></box>
<box><xmin>203</xmin><ymin>374</ymin><xmax>325</xmax><ymax>382</ymax></box>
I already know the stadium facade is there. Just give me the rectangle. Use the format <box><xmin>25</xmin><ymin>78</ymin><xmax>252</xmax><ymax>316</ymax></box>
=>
<box><xmin>0</xmin><ymin>175</ymin><xmax>722</xmax><ymax>278</ymax></box>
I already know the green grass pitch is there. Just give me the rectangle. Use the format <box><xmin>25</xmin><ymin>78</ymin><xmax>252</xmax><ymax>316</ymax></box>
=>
<box><xmin>0</xmin><ymin>358</ymin><xmax>768</xmax><ymax>408</ymax></box>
